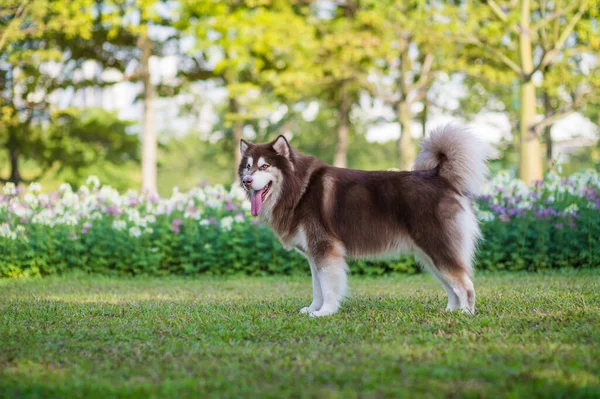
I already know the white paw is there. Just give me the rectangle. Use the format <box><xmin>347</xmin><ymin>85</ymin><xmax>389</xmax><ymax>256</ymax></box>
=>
<box><xmin>461</xmin><ymin>307</ymin><xmax>475</xmax><ymax>315</ymax></box>
<box><xmin>299</xmin><ymin>306</ymin><xmax>316</xmax><ymax>314</ymax></box>
<box><xmin>309</xmin><ymin>307</ymin><xmax>338</xmax><ymax>317</ymax></box>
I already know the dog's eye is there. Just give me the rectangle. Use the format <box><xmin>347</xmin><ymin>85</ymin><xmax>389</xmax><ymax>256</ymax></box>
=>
<box><xmin>260</xmin><ymin>164</ymin><xmax>269</xmax><ymax>170</ymax></box>
<box><xmin>246</xmin><ymin>164</ymin><xmax>250</xmax><ymax>169</ymax></box>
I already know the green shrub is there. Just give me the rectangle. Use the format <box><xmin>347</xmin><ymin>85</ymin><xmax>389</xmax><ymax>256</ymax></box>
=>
<box><xmin>1</xmin><ymin>170</ymin><xmax>599</xmax><ymax>277</ymax></box>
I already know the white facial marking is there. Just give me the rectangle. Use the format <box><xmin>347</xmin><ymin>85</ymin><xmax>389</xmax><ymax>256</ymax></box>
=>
<box><xmin>247</xmin><ymin>157</ymin><xmax>253</xmax><ymax>168</ymax></box>
<box><xmin>250</xmin><ymin>170</ymin><xmax>272</xmax><ymax>190</ymax></box>
<box><xmin>258</xmin><ymin>157</ymin><xmax>266</xmax><ymax>168</ymax></box>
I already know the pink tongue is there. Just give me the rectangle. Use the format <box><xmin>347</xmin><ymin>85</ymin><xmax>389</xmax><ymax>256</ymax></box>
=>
<box><xmin>251</xmin><ymin>189</ymin><xmax>265</xmax><ymax>216</ymax></box>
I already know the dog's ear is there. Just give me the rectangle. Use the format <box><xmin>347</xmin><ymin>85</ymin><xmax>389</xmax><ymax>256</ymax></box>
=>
<box><xmin>240</xmin><ymin>139</ymin><xmax>251</xmax><ymax>156</ymax></box>
<box><xmin>272</xmin><ymin>135</ymin><xmax>290</xmax><ymax>159</ymax></box>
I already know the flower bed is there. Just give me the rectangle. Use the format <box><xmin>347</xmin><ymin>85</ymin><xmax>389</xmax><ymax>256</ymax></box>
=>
<box><xmin>1</xmin><ymin>171</ymin><xmax>599</xmax><ymax>277</ymax></box>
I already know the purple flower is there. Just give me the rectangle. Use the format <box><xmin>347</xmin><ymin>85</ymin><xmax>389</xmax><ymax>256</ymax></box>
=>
<box><xmin>171</xmin><ymin>218</ymin><xmax>184</xmax><ymax>233</ymax></box>
<box><xmin>106</xmin><ymin>205</ymin><xmax>121</xmax><ymax>217</ymax></box>
<box><xmin>499</xmin><ymin>214</ymin><xmax>510</xmax><ymax>222</ymax></box>
<box><xmin>81</xmin><ymin>223</ymin><xmax>92</xmax><ymax>235</ymax></box>
<box><xmin>225</xmin><ymin>202</ymin><xmax>237</xmax><ymax>211</ymax></box>
<box><xmin>555</xmin><ymin>223</ymin><xmax>564</xmax><ymax>230</ymax></box>
<box><xmin>251</xmin><ymin>219</ymin><xmax>262</xmax><ymax>226</ymax></box>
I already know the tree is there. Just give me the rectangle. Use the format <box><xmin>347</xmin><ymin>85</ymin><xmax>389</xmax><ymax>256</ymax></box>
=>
<box><xmin>178</xmin><ymin>0</ymin><xmax>317</xmax><ymax>180</ymax></box>
<box><xmin>0</xmin><ymin>0</ymin><xmax>94</xmax><ymax>184</ymax></box>
<box><xmin>368</xmin><ymin>0</ymin><xmax>453</xmax><ymax>170</ymax></box>
<box><xmin>309</xmin><ymin>1</ymin><xmax>382</xmax><ymax>168</ymax></box>
<box><xmin>42</xmin><ymin>108</ymin><xmax>139</xmax><ymax>188</ymax></box>
<box><xmin>455</xmin><ymin>0</ymin><xmax>599</xmax><ymax>183</ymax></box>
<box><xmin>93</xmin><ymin>0</ymin><xmax>180</xmax><ymax>195</ymax></box>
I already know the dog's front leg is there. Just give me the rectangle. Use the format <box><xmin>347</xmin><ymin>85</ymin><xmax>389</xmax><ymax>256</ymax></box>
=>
<box><xmin>299</xmin><ymin>262</ymin><xmax>323</xmax><ymax>314</ymax></box>
<box><xmin>309</xmin><ymin>257</ymin><xmax>348</xmax><ymax>317</ymax></box>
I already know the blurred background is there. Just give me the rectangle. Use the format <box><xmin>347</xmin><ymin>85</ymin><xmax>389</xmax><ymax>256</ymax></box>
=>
<box><xmin>1</xmin><ymin>0</ymin><xmax>599</xmax><ymax>196</ymax></box>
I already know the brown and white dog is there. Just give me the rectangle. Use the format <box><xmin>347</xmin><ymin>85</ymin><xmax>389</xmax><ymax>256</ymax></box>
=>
<box><xmin>238</xmin><ymin>124</ymin><xmax>492</xmax><ymax>317</ymax></box>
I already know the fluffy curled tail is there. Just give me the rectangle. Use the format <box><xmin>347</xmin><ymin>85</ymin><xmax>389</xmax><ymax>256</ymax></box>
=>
<box><xmin>414</xmin><ymin>124</ymin><xmax>493</xmax><ymax>196</ymax></box>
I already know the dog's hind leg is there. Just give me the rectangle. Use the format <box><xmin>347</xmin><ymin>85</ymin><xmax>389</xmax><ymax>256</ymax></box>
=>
<box><xmin>437</xmin><ymin>268</ymin><xmax>475</xmax><ymax>314</ymax></box>
<box><xmin>414</xmin><ymin>250</ymin><xmax>460</xmax><ymax>311</ymax></box>
<box><xmin>299</xmin><ymin>261</ymin><xmax>323</xmax><ymax>314</ymax></box>
<box><xmin>309</xmin><ymin>255</ymin><xmax>348</xmax><ymax>317</ymax></box>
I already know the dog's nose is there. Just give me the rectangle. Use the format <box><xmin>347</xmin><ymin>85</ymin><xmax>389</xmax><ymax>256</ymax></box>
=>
<box><xmin>242</xmin><ymin>175</ymin><xmax>253</xmax><ymax>186</ymax></box>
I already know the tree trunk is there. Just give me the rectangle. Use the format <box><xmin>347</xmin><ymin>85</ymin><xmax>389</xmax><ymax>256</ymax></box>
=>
<box><xmin>398</xmin><ymin>101</ymin><xmax>416</xmax><ymax>171</ymax></box>
<box><xmin>543</xmin><ymin>91</ymin><xmax>553</xmax><ymax>170</ymax></box>
<box><xmin>421</xmin><ymin>98</ymin><xmax>428</xmax><ymax>136</ymax></box>
<box><xmin>140</xmin><ymin>27</ymin><xmax>157</xmax><ymax>195</ymax></box>
<box><xmin>334</xmin><ymin>85</ymin><xmax>350</xmax><ymax>168</ymax></box>
<box><xmin>230</xmin><ymin>97</ymin><xmax>243</xmax><ymax>182</ymax></box>
<box><xmin>518</xmin><ymin>0</ymin><xmax>543</xmax><ymax>184</ymax></box>
<box><xmin>8</xmin><ymin>148</ymin><xmax>21</xmax><ymax>185</ymax></box>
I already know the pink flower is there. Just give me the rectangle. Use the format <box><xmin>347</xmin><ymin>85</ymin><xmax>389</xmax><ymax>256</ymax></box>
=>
<box><xmin>81</xmin><ymin>222</ymin><xmax>92</xmax><ymax>234</ymax></box>
<box><xmin>171</xmin><ymin>218</ymin><xmax>183</xmax><ymax>234</ymax></box>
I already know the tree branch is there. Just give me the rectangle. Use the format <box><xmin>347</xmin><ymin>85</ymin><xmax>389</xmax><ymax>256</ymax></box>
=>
<box><xmin>535</xmin><ymin>0</ymin><xmax>588</xmax><ymax>73</ymax></box>
<box><xmin>532</xmin><ymin>1</ymin><xmax>580</xmax><ymax>32</ymax></box>
<box><xmin>0</xmin><ymin>0</ymin><xmax>29</xmax><ymax>51</ymax></box>
<box><xmin>485</xmin><ymin>0</ymin><xmax>508</xmax><ymax>22</ymax></box>
<box><xmin>463</xmin><ymin>36</ymin><xmax>523</xmax><ymax>76</ymax></box>
<box><xmin>411</xmin><ymin>53</ymin><xmax>434</xmax><ymax>95</ymax></box>
<box><xmin>530</xmin><ymin>88</ymin><xmax>589</xmax><ymax>134</ymax></box>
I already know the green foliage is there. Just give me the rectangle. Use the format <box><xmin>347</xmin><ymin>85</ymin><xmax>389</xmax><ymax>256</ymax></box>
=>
<box><xmin>43</xmin><ymin>108</ymin><xmax>139</xmax><ymax>185</ymax></box>
<box><xmin>1</xmin><ymin>272</ymin><xmax>599</xmax><ymax>397</ymax></box>
<box><xmin>2</xmin><ymin>201</ymin><xmax>598</xmax><ymax>278</ymax></box>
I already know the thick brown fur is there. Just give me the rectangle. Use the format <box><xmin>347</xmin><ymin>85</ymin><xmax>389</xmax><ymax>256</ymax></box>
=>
<box><xmin>239</xmin><ymin>124</ymin><xmax>492</xmax><ymax>316</ymax></box>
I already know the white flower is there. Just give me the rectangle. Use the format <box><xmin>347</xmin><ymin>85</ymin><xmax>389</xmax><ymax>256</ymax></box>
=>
<box><xmin>86</xmin><ymin>176</ymin><xmax>101</xmax><ymax>189</ymax></box>
<box><xmin>564</xmin><ymin>204</ymin><xmax>579</xmax><ymax>215</ymax></box>
<box><xmin>129</xmin><ymin>226</ymin><xmax>142</xmax><ymax>238</ymax></box>
<box><xmin>3</xmin><ymin>182</ymin><xmax>16</xmax><ymax>196</ymax></box>
<box><xmin>233</xmin><ymin>214</ymin><xmax>245</xmax><ymax>223</ymax></box>
<box><xmin>91</xmin><ymin>211</ymin><xmax>103</xmax><ymax>220</ymax></box>
<box><xmin>477</xmin><ymin>211</ymin><xmax>495</xmax><ymax>222</ymax></box>
<box><xmin>0</xmin><ymin>223</ymin><xmax>14</xmax><ymax>239</ymax></box>
<box><xmin>220</xmin><ymin>216</ymin><xmax>234</xmax><ymax>231</ymax></box>
<box><xmin>144</xmin><ymin>227</ymin><xmax>154</xmax><ymax>234</ymax></box>
<box><xmin>112</xmin><ymin>220</ymin><xmax>127</xmax><ymax>231</ymax></box>
<box><xmin>28</xmin><ymin>182</ymin><xmax>42</xmax><ymax>193</ymax></box>
<box><xmin>59</xmin><ymin>183</ymin><xmax>72</xmax><ymax>193</ymax></box>
<box><xmin>199</xmin><ymin>219</ymin><xmax>210</xmax><ymax>226</ymax></box>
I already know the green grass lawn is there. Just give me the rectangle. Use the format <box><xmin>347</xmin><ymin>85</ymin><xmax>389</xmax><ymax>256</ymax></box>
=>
<box><xmin>1</xmin><ymin>270</ymin><xmax>599</xmax><ymax>399</ymax></box>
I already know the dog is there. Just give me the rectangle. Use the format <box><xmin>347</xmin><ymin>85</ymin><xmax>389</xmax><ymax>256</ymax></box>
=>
<box><xmin>238</xmin><ymin>124</ymin><xmax>492</xmax><ymax>316</ymax></box>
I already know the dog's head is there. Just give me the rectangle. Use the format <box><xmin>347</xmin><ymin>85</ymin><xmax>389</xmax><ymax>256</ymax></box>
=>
<box><xmin>238</xmin><ymin>135</ymin><xmax>293</xmax><ymax>217</ymax></box>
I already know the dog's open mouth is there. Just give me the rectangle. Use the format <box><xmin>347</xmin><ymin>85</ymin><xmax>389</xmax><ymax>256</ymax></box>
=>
<box><xmin>250</xmin><ymin>181</ymin><xmax>272</xmax><ymax>217</ymax></box>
